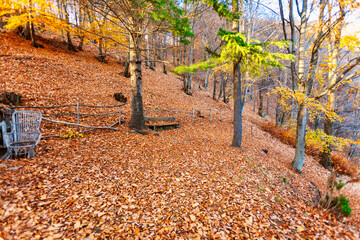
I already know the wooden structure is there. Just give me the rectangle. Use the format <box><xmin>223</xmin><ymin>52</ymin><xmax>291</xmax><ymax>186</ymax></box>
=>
<box><xmin>145</xmin><ymin>116</ymin><xmax>179</xmax><ymax>131</ymax></box>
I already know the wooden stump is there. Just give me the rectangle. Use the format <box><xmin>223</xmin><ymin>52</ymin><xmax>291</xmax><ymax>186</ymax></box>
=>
<box><xmin>0</xmin><ymin>91</ymin><xmax>22</xmax><ymax>105</ymax></box>
<box><xmin>114</xmin><ymin>92</ymin><xmax>127</xmax><ymax>103</ymax></box>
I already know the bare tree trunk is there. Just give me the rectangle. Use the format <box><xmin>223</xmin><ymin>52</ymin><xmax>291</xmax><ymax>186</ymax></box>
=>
<box><xmin>162</xmin><ymin>35</ymin><xmax>167</xmax><ymax>74</ymax></box>
<box><xmin>97</xmin><ymin>38</ymin><xmax>106</xmax><ymax>62</ymax></box>
<box><xmin>291</xmin><ymin>0</ymin><xmax>308</xmax><ymax>173</ymax></box>
<box><xmin>231</xmin><ymin>0</ymin><xmax>243</xmax><ymax>148</ymax></box>
<box><xmin>293</xmin><ymin>0</ymin><xmax>326</xmax><ymax>173</ymax></box>
<box><xmin>213</xmin><ymin>73</ymin><xmax>217</xmax><ymax>100</ymax></box>
<box><xmin>199</xmin><ymin>71</ymin><xmax>204</xmax><ymax>89</ymax></box>
<box><xmin>276</xmin><ymin>95</ymin><xmax>281</xmax><ymax>125</ymax></box>
<box><xmin>223</xmin><ymin>74</ymin><xmax>228</xmax><ymax>103</ymax></box>
<box><xmin>279</xmin><ymin>0</ymin><xmax>298</xmax><ymax>122</ymax></box>
<box><xmin>62</xmin><ymin>1</ymin><xmax>76</xmax><ymax>51</ymax></box>
<box><xmin>129</xmin><ymin>33</ymin><xmax>146</xmax><ymax>130</ymax></box>
<box><xmin>232</xmin><ymin>62</ymin><xmax>243</xmax><ymax>147</ymax></box>
<box><xmin>187</xmin><ymin>43</ymin><xmax>193</xmax><ymax>90</ymax></box>
<box><xmin>145</xmin><ymin>35</ymin><xmax>149</xmax><ymax>66</ymax></box>
<box><xmin>218</xmin><ymin>72</ymin><xmax>225</xmax><ymax>99</ymax></box>
<box><xmin>204</xmin><ymin>69</ymin><xmax>210</xmax><ymax>89</ymax></box>
<box><xmin>172</xmin><ymin>36</ymin><xmax>176</xmax><ymax>65</ymax></box>
<box><xmin>320</xmin><ymin>11</ymin><xmax>343</xmax><ymax>169</ymax></box>
<box><xmin>18</xmin><ymin>0</ymin><xmax>39</xmax><ymax>47</ymax></box>
<box><xmin>266</xmin><ymin>94</ymin><xmax>270</xmax><ymax>116</ymax></box>
<box><xmin>293</xmin><ymin>103</ymin><xmax>307</xmax><ymax>172</ymax></box>
<box><xmin>150</xmin><ymin>35</ymin><xmax>155</xmax><ymax>70</ymax></box>
<box><xmin>124</xmin><ymin>52</ymin><xmax>130</xmax><ymax>78</ymax></box>
<box><xmin>258</xmin><ymin>80</ymin><xmax>265</xmax><ymax>117</ymax></box>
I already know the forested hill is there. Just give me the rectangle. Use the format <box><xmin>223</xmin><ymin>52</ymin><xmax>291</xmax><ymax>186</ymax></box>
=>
<box><xmin>1</xmin><ymin>31</ymin><xmax>360</xmax><ymax>239</ymax></box>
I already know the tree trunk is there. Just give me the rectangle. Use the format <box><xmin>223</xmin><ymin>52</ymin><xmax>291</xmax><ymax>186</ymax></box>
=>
<box><xmin>172</xmin><ymin>36</ymin><xmax>176</xmax><ymax>66</ymax></box>
<box><xmin>320</xmin><ymin>91</ymin><xmax>335</xmax><ymax>169</ymax></box>
<box><xmin>276</xmin><ymin>96</ymin><xmax>281</xmax><ymax>125</ymax></box>
<box><xmin>320</xmin><ymin>11</ymin><xmax>342</xmax><ymax>169</ymax></box>
<box><xmin>150</xmin><ymin>35</ymin><xmax>155</xmax><ymax>70</ymax></box>
<box><xmin>97</xmin><ymin>38</ymin><xmax>105</xmax><ymax>62</ymax></box>
<box><xmin>199</xmin><ymin>71</ymin><xmax>204</xmax><ymax>89</ymax></box>
<box><xmin>78</xmin><ymin>36</ymin><xmax>84</xmax><ymax>51</ymax></box>
<box><xmin>266</xmin><ymin>94</ymin><xmax>270</xmax><ymax>116</ymax></box>
<box><xmin>18</xmin><ymin>4</ymin><xmax>39</xmax><ymax>48</ymax></box>
<box><xmin>218</xmin><ymin>72</ymin><xmax>225</xmax><ymax>99</ymax></box>
<box><xmin>144</xmin><ymin>36</ymin><xmax>148</xmax><ymax>66</ymax></box>
<box><xmin>129</xmin><ymin>34</ymin><xmax>146</xmax><ymax>130</ymax></box>
<box><xmin>124</xmin><ymin>54</ymin><xmax>130</xmax><ymax>78</ymax></box>
<box><xmin>187</xmin><ymin>43</ymin><xmax>193</xmax><ymax>90</ymax></box>
<box><xmin>163</xmin><ymin>63</ymin><xmax>167</xmax><ymax>74</ymax></box>
<box><xmin>204</xmin><ymin>69</ymin><xmax>210</xmax><ymax>89</ymax></box>
<box><xmin>223</xmin><ymin>74</ymin><xmax>228</xmax><ymax>103</ymax></box>
<box><xmin>62</xmin><ymin>0</ymin><xmax>76</xmax><ymax>52</ymax></box>
<box><xmin>213</xmin><ymin>73</ymin><xmax>217</xmax><ymax>100</ymax></box>
<box><xmin>232</xmin><ymin>63</ymin><xmax>243</xmax><ymax>148</ymax></box>
<box><xmin>258</xmin><ymin>80</ymin><xmax>264</xmax><ymax>117</ymax></box>
<box><xmin>292</xmin><ymin>103</ymin><xmax>307</xmax><ymax>173</ymax></box>
<box><xmin>231</xmin><ymin>0</ymin><xmax>243</xmax><ymax>149</ymax></box>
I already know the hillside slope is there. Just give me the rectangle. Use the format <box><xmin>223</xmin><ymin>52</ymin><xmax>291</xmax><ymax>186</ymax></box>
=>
<box><xmin>1</xmin><ymin>32</ymin><xmax>359</xmax><ymax>239</ymax></box>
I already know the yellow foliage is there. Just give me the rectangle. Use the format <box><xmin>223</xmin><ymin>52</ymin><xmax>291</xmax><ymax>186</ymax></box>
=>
<box><xmin>272</xmin><ymin>87</ymin><xmax>343</xmax><ymax>122</ymax></box>
<box><xmin>341</xmin><ymin>34</ymin><xmax>360</xmax><ymax>51</ymax></box>
<box><xmin>0</xmin><ymin>0</ymin><xmax>69</xmax><ymax>34</ymax></box>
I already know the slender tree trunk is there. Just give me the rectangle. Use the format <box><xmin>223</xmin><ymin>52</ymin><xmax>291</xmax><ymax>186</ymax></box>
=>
<box><xmin>232</xmin><ymin>63</ymin><xmax>243</xmax><ymax>147</ymax></box>
<box><xmin>223</xmin><ymin>74</ymin><xmax>228</xmax><ymax>103</ymax></box>
<box><xmin>150</xmin><ymin>35</ymin><xmax>155</xmax><ymax>70</ymax></box>
<box><xmin>291</xmin><ymin>0</ymin><xmax>308</xmax><ymax>173</ymax></box>
<box><xmin>314</xmin><ymin>115</ymin><xmax>321</xmax><ymax>129</ymax></box>
<box><xmin>129</xmin><ymin>33</ymin><xmax>146</xmax><ymax>130</ymax></box>
<box><xmin>218</xmin><ymin>72</ymin><xmax>225</xmax><ymax>99</ymax></box>
<box><xmin>178</xmin><ymin>40</ymin><xmax>182</xmax><ymax>65</ymax></box>
<box><xmin>144</xmin><ymin>36</ymin><xmax>149</xmax><ymax>66</ymax></box>
<box><xmin>187</xmin><ymin>43</ymin><xmax>193</xmax><ymax>90</ymax></box>
<box><xmin>293</xmin><ymin>0</ymin><xmax>326</xmax><ymax>173</ymax></box>
<box><xmin>213</xmin><ymin>73</ymin><xmax>217</xmax><ymax>100</ymax></box>
<box><xmin>258</xmin><ymin>80</ymin><xmax>265</xmax><ymax>117</ymax></box>
<box><xmin>19</xmin><ymin>0</ymin><xmax>39</xmax><ymax>47</ymax></box>
<box><xmin>199</xmin><ymin>71</ymin><xmax>204</xmax><ymax>89</ymax></box>
<box><xmin>172</xmin><ymin>36</ymin><xmax>176</xmax><ymax>65</ymax></box>
<box><xmin>231</xmin><ymin>0</ymin><xmax>243</xmax><ymax>148</ymax></box>
<box><xmin>62</xmin><ymin>1</ymin><xmax>76</xmax><ymax>51</ymax></box>
<box><xmin>276</xmin><ymin>95</ymin><xmax>281</xmax><ymax>125</ymax></box>
<box><xmin>204</xmin><ymin>69</ymin><xmax>210</xmax><ymax>89</ymax></box>
<box><xmin>320</xmin><ymin>90</ymin><xmax>335</xmax><ymax>169</ymax></box>
<box><xmin>266</xmin><ymin>94</ymin><xmax>270</xmax><ymax>116</ymax></box>
<box><xmin>78</xmin><ymin>36</ymin><xmax>84</xmax><ymax>51</ymax></box>
<box><xmin>292</xmin><ymin>103</ymin><xmax>307</xmax><ymax>172</ymax></box>
<box><xmin>320</xmin><ymin>9</ymin><xmax>343</xmax><ymax>169</ymax></box>
<box><xmin>97</xmin><ymin>38</ymin><xmax>105</xmax><ymax>62</ymax></box>
<box><xmin>124</xmin><ymin>52</ymin><xmax>130</xmax><ymax>78</ymax></box>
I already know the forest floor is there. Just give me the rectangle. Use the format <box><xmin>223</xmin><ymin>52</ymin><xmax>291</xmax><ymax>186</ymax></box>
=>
<box><xmin>1</xmin><ymin>31</ymin><xmax>360</xmax><ymax>239</ymax></box>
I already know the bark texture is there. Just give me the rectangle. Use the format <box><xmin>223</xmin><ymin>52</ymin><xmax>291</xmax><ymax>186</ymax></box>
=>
<box><xmin>129</xmin><ymin>34</ymin><xmax>146</xmax><ymax>130</ymax></box>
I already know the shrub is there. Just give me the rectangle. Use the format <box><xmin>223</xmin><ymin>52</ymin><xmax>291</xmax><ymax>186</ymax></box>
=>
<box><xmin>259</xmin><ymin>121</ymin><xmax>359</xmax><ymax>177</ymax></box>
<box><xmin>330</xmin><ymin>153</ymin><xmax>358</xmax><ymax>177</ymax></box>
<box><xmin>321</xmin><ymin>172</ymin><xmax>352</xmax><ymax>217</ymax></box>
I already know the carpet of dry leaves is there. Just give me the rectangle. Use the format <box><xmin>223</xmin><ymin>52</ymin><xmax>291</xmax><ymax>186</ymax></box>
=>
<box><xmin>1</xmin><ymin>31</ymin><xmax>360</xmax><ymax>239</ymax></box>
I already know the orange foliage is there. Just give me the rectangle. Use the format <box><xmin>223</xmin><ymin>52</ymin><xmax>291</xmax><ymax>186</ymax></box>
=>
<box><xmin>259</xmin><ymin>121</ymin><xmax>295</xmax><ymax>147</ymax></box>
<box><xmin>331</xmin><ymin>152</ymin><xmax>358</xmax><ymax>177</ymax></box>
<box><xmin>259</xmin><ymin>121</ymin><xmax>359</xmax><ymax>177</ymax></box>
